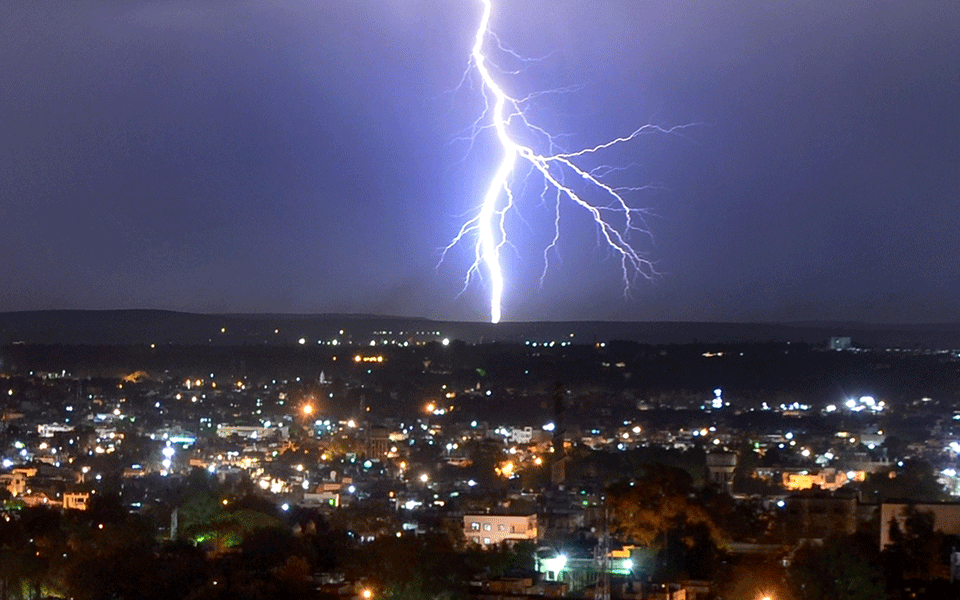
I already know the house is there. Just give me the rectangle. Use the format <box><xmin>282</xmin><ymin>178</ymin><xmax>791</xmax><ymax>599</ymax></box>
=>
<box><xmin>464</xmin><ymin>514</ymin><xmax>537</xmax><ymax>546</ymax></box>
<box><xmin>63</xmin><ymin>491</ymin><xmax>90</xmax><ymax>510</ymax></box>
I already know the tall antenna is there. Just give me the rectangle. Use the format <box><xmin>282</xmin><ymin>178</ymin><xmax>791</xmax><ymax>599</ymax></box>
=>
<box><xmin>551</xmin><ymin>381</ymin><xmax>566</xmax><ymax>486</ymax></box>
<box><xmin>595</xmin><ymin>507</ymin><xmax>610</xmax><ymax>600</ymax></box>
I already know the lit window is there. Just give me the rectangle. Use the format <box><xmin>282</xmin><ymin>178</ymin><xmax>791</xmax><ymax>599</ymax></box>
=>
<box><xmin>483</xmin><ymin>537</ymin><xmax>490</xmax><ymax>545</ymax></box>
<box><xmin>498</xmin><ymin>524</ymin><xmax>505</xmax><ymax>531</ymax></box>
<box><xmin>471</xmin><ymin>522</ymin><xmax>480</xmax><ymax>531</ymax></box>
<box><xmin>484</xmin><ymin>523</ymin><xmax>492</xmax><ymax>531</ymax></box>
<box><xmin>473</xmin><ymin>537</ymin><xmax>479</xmax><ymax>544</ymax></box>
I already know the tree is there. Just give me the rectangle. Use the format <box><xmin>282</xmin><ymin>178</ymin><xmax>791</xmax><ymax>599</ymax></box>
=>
<box><xmin>240</xmin><ymin>527</ymin><xmax>303</xmax><ymax>571</ymax></box>
<box><xmin>606</xmin><ymin>465</ymin><xmax>727</xmax><ymax>581</ymax></box>
<box><xmin>329</xmin><ymin>502</ymin><xmax>399</xmax><ymax>540</ymax></box>
<box><xmin>884</xmin><ymin>505</ymin><xmax>950</xmax><ymax>582</ymax></box>
<box><xmin>606</xmin><ymin>465</ymin><xmax>724</xmax><ymax>548</ymax></box>
<box><xmin>0</xmin><ymin>545</ymin><xmax>28</xmax><ymax>600</ymax></box>
<box><xmin>141</xmin><ymin>542</ymin><xmax>209</xmax><ymax>600</ymax></box>
<box><xmin>788</xmin><ymin>535</ymin><xmax>888</xmax><ymax>600</ymax></box>
<box><xmin>272</xmin><ymin>555</ymin><xmax>312</xmax><ymax>600</ymax></box>
<box><xmin>463</xmin><ymin>540</ymin><xmax>535</xmax><ymax>578</ymax></box>
<box><xmin>63</xmin><ymin>520</ymin><xmax>159</xmax><ymax>600</ymax></box>
<box><xmin>178</xmin><ymin>491</ymin><xmax>224</xmax><ymax>541</ymax></box>
<box><xmin>341</xmin><ymin>533</ymin><xmax>469</xmax><ymax>600</ymax></box>
<box><xmin>855</xmin><ymin>460</ymin><xmax>947</xmax><ymax>504</ymax></box>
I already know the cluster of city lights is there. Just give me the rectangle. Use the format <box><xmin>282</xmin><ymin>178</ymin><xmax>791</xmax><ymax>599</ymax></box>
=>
<box><xmin>824</xmin><ymin>395</ymin><xmax>885</xmax><ymax>414</ymax></box>
<box><xmin>353</xmin><ymin>355</ymin><xmax>385</xmax><ymax>363</ymax></box>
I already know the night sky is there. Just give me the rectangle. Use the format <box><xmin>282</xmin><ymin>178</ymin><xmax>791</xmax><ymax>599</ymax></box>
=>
<box><xmin>2</xmin><ymin>0</ymin><xmax>958</xmax><ymax>323</ymax></box>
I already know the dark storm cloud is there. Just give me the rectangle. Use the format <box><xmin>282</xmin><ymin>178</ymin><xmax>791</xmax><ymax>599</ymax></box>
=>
<box><xmin>1</xmin><ymin>0</ymin><xmax>958</xmax><ymax>322</ymax></box>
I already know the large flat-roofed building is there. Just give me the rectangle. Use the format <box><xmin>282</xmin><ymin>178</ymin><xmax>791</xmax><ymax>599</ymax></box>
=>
<box><xmin>784</xmin><ymin>492</ymin><xmax>858</xmax><ymax>540</ymax></box>
<box><xmin>464</xmin><ymin>514</ymin><xmax>538</xmax><ymax>546</ymax></box>
<box><xmin>215</xmin><ymin>425</ymin><xmax>289</xmax><ymax>440</ymax></box>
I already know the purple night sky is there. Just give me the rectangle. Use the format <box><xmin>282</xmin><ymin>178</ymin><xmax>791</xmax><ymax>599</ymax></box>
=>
<box><xmin>2</xmin><ymin>0</ymin><xmax>958</xmax><ymax>322</ymax></box>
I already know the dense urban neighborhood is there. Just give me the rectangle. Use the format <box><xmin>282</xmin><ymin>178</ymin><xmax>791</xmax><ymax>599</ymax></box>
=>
<box><xmin>1</xmin><ymin>318</ymin><xmax>960</xmax><ymax>599</ymax></box>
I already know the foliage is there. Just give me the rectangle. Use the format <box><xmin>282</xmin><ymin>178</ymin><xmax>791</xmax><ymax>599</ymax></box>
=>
<box><xmin>605</xmin><ymin>464</ymin><xmax>729</xmax><ymax>582</ymax></box>
<box><xmin>854</xmin><ymin>460</ymin><xmax>947</xmax><ymax>504</ymax></box>
<box><xmin>0</xmin><ymin>492</ymin><xmax>316</xmax><ymax>600</ymax></box>
<box><xmin>606</xmin><ymin>465</ymin><xmax>724</xmax><ymax>548</ymax></box>
<box><xmin>329</xmin><ymin>501</ymin><xmax>400</xmax><ymax>539</ymax></box>
<box><xmin>462</xmin><ymin>540</ymin><xmax>535</xmax><ymax>578</ymax></box>
<box><xmin>341</xmin><ymin>532</ymin><xmax>471</xmax><ymax>600</ymax></box>
<box><xmin>712</xmin><ymin>557</ymin><xmax>787</xmax><ymax>600</ymax></box>
<box><xmin>569</xmin><ymin>446</ymin><xmax>707</xmax><ymax>487</ymax></box>
<box><xmin>883</xmin><ymin>505</ymin><xmax>950</xmax><ymax>582</ymax></box>
<box><xmin>788</xmin><ymin>535</ymin><xmax>888</xmax><ymax>600</ymax></box>
<box><xmin>179</xmin><ymin>492</ymin><xmax>225</xmax><ymax>537</ymax></box>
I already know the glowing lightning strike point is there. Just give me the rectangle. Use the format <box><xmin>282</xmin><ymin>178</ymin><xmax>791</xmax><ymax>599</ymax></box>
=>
<box><xmin>445</xmin><ymin>0</ymin><xmax>692</xmax><ymax>324</ymax></box>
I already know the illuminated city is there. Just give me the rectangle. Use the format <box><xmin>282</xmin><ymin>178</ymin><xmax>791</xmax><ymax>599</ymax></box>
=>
<box><xmin>0</xmin><ymin>0</ymin><xmax>958</xmax><ymax>599</ymax></box>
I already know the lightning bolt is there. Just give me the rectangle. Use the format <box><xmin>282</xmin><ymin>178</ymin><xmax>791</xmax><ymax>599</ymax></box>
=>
<box><xmin>444</xmin><ymin>0</ymin><xmax>691</xmax><ymax>324</ymax></box>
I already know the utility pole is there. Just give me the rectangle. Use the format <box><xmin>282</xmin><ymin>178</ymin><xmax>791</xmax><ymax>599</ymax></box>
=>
<box><xmin>551</xmin><ymin>381</ymin><xmax>566</xmax><ymax>486</ymax></box>
<box><xmin>594</xmin><ymin>508</ymin><xmax>610</xmax><ymax>600</ymax></box>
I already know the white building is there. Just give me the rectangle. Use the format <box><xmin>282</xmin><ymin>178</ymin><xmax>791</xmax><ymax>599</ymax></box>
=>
<box><xmin>216</xmin><ymin>425</ymin><xmax>289</xmax><ymax>440</ymax></box>
<box><xmin>510</xmin><ymin>427</ymin><xmax>534</xmax><ymax>444</ymax></box>
<box><xmin>38</xmin><ymin>423</ymin><xmax>74</xmax><ymax>438</ymax></box>
<box><xmin>464</xmin><ymin>514</ymin><xmax>538</xmax><ymax>546</ymax></box>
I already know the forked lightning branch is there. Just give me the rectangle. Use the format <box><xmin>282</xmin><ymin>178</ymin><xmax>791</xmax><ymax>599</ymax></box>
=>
<box><xmin>442</xmin><ymin>0</ymin><xmax>691</xmax><ymax>324</ymax></box>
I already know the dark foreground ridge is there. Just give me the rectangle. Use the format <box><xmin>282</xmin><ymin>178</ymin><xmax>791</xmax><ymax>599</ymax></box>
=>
<box><xmin>2</xmin><ymin>309</ymin><xmax>960</xmax><ymax>348</ymax></box>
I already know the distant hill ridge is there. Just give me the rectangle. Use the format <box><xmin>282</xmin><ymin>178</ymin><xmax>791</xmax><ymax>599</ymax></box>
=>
<box><xmin>1</xmin><ymin>309</ymin><xmax>959</xmax><ymax>348</ymax></box>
